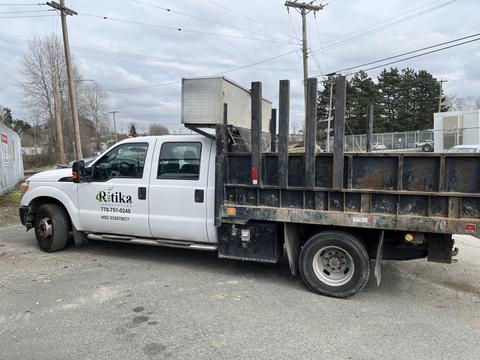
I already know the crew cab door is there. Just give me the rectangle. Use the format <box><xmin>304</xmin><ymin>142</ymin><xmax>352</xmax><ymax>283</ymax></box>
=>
<box><xmin>148</xmin><ymin>137</ymin><xmax>212</xmax><ymax>243</ymax></box>
<box><xmin>77</xmin><ymin>140</ymin><xmax>155</xmax><ymax>237</ymax></box>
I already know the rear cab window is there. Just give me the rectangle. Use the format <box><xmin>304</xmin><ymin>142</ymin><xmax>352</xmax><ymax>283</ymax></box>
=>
<box><xmin>157</xmin><ymin>142</ymin><xmax>202</xmax><ymax>180</ymax></box>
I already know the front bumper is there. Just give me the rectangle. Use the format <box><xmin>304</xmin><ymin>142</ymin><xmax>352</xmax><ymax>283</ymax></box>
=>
<box><xmin>19</xmin><ymin>206</ymin><xmax>28</xmax><ymax>227</ymax></box>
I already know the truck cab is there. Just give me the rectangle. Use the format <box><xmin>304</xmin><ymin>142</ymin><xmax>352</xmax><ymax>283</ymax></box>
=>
<box><xmin>20</xmin><ymin>135</ymin><xmax>218</xmax><ymax>249</ymax></box>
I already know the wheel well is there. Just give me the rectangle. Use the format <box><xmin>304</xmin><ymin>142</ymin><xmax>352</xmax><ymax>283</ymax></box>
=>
<box><xmin>295</xmin><ymin>224</ymin><xmax>383</xmax><ymax>258</ymax></box>
<box><xmin>28</xmin><ymin>197</ymin><xmax>72</xmax><ymax>230</ymax></box>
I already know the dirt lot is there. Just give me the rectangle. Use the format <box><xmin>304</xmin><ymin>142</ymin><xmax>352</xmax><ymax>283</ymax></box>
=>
<box><xmin>0</xmin><ymin>219</ymin><xmax>479</xmax><ymax>359</ymax></box>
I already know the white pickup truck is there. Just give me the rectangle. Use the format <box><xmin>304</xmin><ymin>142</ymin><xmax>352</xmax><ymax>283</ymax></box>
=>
<box><xmin>19</xmin><ymin>77</ymin><xmax>479</xmax><ymax>298</ymax></box>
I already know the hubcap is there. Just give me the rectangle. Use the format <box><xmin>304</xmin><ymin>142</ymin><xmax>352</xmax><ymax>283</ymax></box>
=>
<box><xmin>38</xmin><ymin>217</ymin><xmax>53</xmax><ymax>240</ymax></box>
<box><xmin>312</xmin><ymin>246</ymin><xmax>355</xmax><ymax>287</ymax></box>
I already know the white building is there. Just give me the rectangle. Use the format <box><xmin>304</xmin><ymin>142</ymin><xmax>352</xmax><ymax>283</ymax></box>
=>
<box><xmin>433</xmin><ymin>110</ymin><xmax>480</xmax><ymax>152</ymax></box>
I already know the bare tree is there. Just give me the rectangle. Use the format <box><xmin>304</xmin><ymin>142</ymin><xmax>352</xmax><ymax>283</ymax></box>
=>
<box><xmin>148</xmin><ymin>124</ymin><xmax>170</xmax><ymax>136</ymax></box>
<box><xmin>22</xmin><ymin>34</ymin><xmax>109</xmax><ymax>160</ymax></box>
<box><xmin>21</xmin><ymin>35</ymin><xmax>66</xmax><ymax>163</ymax></box>
<box><xmin>78</xmin><ymin>81</ymin><xmax>108</xmax><ymax>151</ymax></box>
<box><xmin>445</xmin><ymin>95</ymin><xmax>480</xmax><ymax>111</ymax></box>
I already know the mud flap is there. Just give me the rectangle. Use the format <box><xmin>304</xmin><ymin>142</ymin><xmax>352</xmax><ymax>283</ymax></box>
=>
<box><xmin>374</xmin><ymin>230</ymin><xmax>384</xmax><ymax>287</ymax></box>
<box><xmin>284</xmin><ymin>223</ymin><xmax>300</xmax><ymax>276</ymax></box>
<box><xmin>73</xmin><ymin>227</ymin><xmax>89</xmax><ymax>247</ymax></box>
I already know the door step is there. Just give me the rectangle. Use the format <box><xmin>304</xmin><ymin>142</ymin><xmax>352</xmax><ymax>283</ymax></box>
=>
<box><xmin>86</xmin><ymin>233</ymin><xmax>217</xmax><ymax>251</ymax></box>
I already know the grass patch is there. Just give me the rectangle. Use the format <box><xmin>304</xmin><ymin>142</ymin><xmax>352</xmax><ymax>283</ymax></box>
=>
<box><xmin>0</xmin><ymin>184</ymin><xmax>22</xmax><ymax>208</ymax></box>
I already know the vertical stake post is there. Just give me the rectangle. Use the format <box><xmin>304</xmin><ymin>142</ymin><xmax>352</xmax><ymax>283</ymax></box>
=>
<box><xmin>251</xmin><ymin>82</ymin><xmax>262</xmax><ymax>186</ymax></box>
<box><xmin>305</xmin><ymin>78</ymin><xmax>318</xmax><ymax>189</ymax></box>
<box><xmin>270</xmin><ymin>108</ymin><xmax>277</xmax><ymax>152</ymax></box>
<box><xmin>332</xmin><ymin>76</ymin><xmax>346</xmax><ymax>190</ymax></box>
<box><xmin>278</xmin><ymin>80</ymin><xmax>290</xmax><ymax>189</ymax></box>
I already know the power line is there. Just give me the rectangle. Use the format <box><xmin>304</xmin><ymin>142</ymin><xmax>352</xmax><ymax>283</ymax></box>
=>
<box><xmin>322</xmin><ymin>35</ymin><xmax>480</xmax><ymax>77</ymax></box>
<box><xmin>205</xmin><ymin>0</ymin><xmax>298</xmax><ymax>40</ymax></box>
<box><xmin>79</xmin><ymin>13</ymin><xmax>298</xmax><ymax>45</ymax></box>
<box><xmin>0</xmin><ymin>33</ymin><xmax>303</xmax><ymax>74</ymax></box>
<box><xmin>0</xmin><ymin>2</ymin><xmax>46</xmax><ymax>5</ymax></box>
<box><xmin>0</xmin><ymin>9</ymin><xmax>49</xmax><ymax>13</ymax></box>
<box><xmin>321</xmin><ymin>32</ymin><xmax>480</xmax><ymax>75</ymax></box>
<box><xmin>106</xmin><ymin>48</ymin><xmax>299</xmax><ymax>92</ymax></box>
<box><xmin>128</xmin><ymin>0</ymin><xmax>294</xmax><ymax>44</ymax></box>
<box><xmin>0</xmin><ymin>14</ymin><xmax>54</xmax><ymax>18</ymax></box>
<box><xmin>309</xmin><ymin>0</ymin><xmax>458</xmax><ymax>55</ymax></box>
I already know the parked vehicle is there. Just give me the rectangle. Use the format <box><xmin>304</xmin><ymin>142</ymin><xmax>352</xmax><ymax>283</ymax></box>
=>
<box><xmin>415</xmin><ymin>140</ymin><xmax>434</xmax><ymax>152</ymax></box>
<box><xmin>19</xmin><ymin>77</ymin><xmax>480</xmax><ymax>298</ymax></box>
<box><xmin>447</xmin><ymin>145</ymin><xmax>480</xmax><ymax>153</ymax></box>
<box><xmin>372</xmin><ymin>143</ymin><xmax>386</xmax><ymax>151</ymax></box>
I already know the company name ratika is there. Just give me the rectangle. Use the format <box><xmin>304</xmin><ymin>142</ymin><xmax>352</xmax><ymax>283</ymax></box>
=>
<box><xmin>96</xmin><ymin>191</ymin><xmax>132</xmax><ymax>204</ymax></box>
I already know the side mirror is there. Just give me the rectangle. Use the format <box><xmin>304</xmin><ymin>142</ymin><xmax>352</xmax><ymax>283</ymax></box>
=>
<box><xmin>72</xmin><ymin>161</ymin><xmax>95</xmax><ymax>183</ymax></box>
<box><xmin>72</xmin><ymin>160</ymin><xmax>85</xmax><ymax>183</ymax></box>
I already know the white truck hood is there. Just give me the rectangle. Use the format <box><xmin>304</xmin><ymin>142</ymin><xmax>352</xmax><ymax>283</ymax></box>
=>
<box><xmin>27</xmin><ymin>168</ymin><xmax>72</xmax><ymax>182</ymax></box>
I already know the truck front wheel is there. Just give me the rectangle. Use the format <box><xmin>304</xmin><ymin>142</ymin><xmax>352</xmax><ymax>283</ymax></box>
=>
<box><xmin>299</xmin><ymin>230</ymin><xmax>370</xmax><ymax>298</ymax></box>
<box><xmin>34</xmin><ymin>204</ymin><xmax>69</xmax><ymax>253</ymax></box>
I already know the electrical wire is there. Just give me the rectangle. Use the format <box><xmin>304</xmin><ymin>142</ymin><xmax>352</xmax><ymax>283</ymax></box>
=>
<box><xmin>0</xmin><ymin>3</ymin><xmax>46</xmax><ymax>5</ymax></box>
<box><xmin>79</xmin><ymin>13</ymin><xmax>298</xmax><ymax>45</ymax></box>
<box><xmin>347</xmin><ymin>37</ymin><xmax>480</xmax><ymax>75</ymax></box>
<box><xmin>320</xmin><ymin>35</ymin><xmax>480</xmax><ymax>77</ymax></box>
<box><xmin>324</xmin><ymin>32</ymin><xmax>480</xmax><ymax>75</ymax></box>
<box><xmin>309</xmin><ymin>0</ymin><xmax>458</xmax><ymax>55</ymax></box>
<box><xmin>0</xmin><ymin>14</ymin><xmax>54</xmax><ymax>18</ymax></box>
<box><xmin>0</xmin><ymin>33</ymin><xmax>303</xmax><ymax>74</ymax></box>
<box><xmin>205</xmin><ymin>0</ymin><xmax>298</xmax><ymax>40</ymax></box>
<box><xmin>0</xmin><ymin>9</ymin><xmax>49</xmax><ymax>14</ymax></box>
<box><xmin>106</xmin><ymin>48</ymin><xmax>299</xmax><ymax>91</ymax></box>
<box><xmin>128</xmin><ymin>0</ymin><xmax>294</xmax><ymax>44</ymax></box>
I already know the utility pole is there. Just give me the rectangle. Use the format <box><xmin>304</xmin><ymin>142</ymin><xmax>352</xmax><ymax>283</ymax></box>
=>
<box><xmin>51</xmin><ymin>58</ymin><xmax>66</xmax><ymax>164</ymax></box>
<box><xmin>438</xmin><ymin>79</ymin><xmax>447</xmax><ymax>113</ymax></box>
<box><xmin>285</xmin><ymin>1</ymin><xmax>324</xmax><ymax>118</ymax></box>
<box><xmin>109</xmin><ymin>111</ymin><xmax>119</xmax><ymax>142</ymax></box>
<box><xmin>47</xmin><ymin>0</ymin><xmax>83</xmax><ymax>160</ymax></box>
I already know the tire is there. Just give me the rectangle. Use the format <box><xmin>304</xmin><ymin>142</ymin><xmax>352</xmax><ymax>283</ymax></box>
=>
<box><xmin>34</xmin><ymin>204</ymin><xmax>69</xmax><ymax>253</ymax></box>
<box><xmin>422</xmin><ymin>143</ymin><xmax>433</xmax><ymax>152</ymax></box>
<box><xmin>299</xmin><ymin>230</ymin><xmax>370</xmax><ymax>298</ymax></box>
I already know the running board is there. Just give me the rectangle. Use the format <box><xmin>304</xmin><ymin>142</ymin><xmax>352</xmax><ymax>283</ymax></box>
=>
<box><xmin>87</xmin><ymin>234</ymin><xmax>217</xmax><ymax>251</ymax></box>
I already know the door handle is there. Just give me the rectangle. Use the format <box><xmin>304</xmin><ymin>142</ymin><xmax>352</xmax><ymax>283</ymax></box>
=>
<box><xmin>138</xmin><ymin>187</ymin><xmax>147</xmax><ymax>200</ymax></box>
<box><xmin>195</xmin><ymin>189</ymin><xmax>204</xmax><ymax>203</ymax></box>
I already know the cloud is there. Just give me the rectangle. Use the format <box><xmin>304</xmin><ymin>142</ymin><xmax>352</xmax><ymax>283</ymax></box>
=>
<box><xmin>0</xmin><ymin>0</ymin><xmax>478</xmax><ymax>131</ymax></box>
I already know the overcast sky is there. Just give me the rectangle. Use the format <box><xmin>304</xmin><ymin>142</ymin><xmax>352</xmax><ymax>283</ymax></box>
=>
<box><xmin>0</xmin><ymin>0</ymin><xmax>478</xmax><ymax>132</ymax></box>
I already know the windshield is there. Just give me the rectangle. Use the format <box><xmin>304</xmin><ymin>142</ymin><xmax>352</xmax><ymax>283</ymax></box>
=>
<box><xmin>447</xmin><ymin>147</ymin><xmax>478</xmax><ymax>153</ymax></box>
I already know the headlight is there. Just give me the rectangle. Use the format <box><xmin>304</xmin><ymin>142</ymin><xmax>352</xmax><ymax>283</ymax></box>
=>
<box><xmin>21</xmin><ymin>182</ymin><xmax>29</xmax><ymax>195</ymax></box>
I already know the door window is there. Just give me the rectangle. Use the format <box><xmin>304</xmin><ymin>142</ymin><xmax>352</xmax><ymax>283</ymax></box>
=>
<box><xmin>157</xmin><ymin>142</ymin><xmax>202</xmax><ymax>180</ymax></box>
<box><xmin>93</xmin><ymin>142</ymin><xmax>148</xmax><ymax>182</ymax></box>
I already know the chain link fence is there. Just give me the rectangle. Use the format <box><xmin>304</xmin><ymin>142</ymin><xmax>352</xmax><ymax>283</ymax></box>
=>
<box><xmin>0</xmin><ymin>123</ymin><xmax>24</xmax><ymax>195</ymax></box>
<box><xmin>327</xmin><ymin>129</ymin><xmax>434</xmax><ymax>152</ymax></box>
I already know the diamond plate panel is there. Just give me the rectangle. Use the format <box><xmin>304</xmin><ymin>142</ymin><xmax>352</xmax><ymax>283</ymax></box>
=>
<box><xmin>182</xmin><ymin>76</ymin><xmax>272</xmax><ymax>132</ymax></box>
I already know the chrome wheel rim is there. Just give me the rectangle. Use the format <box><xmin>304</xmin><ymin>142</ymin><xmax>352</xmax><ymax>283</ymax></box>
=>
<box><xmin>312</xmin><ymin>246</ymin><xmax>354</xmax><ymax>287</ymax></box>
<box><xmin>38</xmin><ymin>217</ymin><xmax>53</xmax><ymax>240</ymax></box>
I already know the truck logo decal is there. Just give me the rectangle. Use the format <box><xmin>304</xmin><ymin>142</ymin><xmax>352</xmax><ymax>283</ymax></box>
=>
<box><xmin>96</xmin><ymin>186</ymin><xmax>132</xmax><ymax>204</ymax></box>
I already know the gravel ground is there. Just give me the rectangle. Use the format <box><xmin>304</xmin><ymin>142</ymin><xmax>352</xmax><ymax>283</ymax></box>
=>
<box><xmin>0</xmin><ymin>224</ymin><xmax>479</xmax><ymax>360</ymax></box>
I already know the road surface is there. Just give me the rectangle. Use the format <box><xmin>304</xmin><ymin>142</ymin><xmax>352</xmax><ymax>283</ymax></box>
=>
<box><xmin>0</xmin><ymin>224</ymin><xmax>479</xmax><ymax>360</ymax></box>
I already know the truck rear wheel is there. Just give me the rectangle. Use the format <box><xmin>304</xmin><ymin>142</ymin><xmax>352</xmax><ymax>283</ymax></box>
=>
<box><xmin>299</xmin><ymin>230</ymin><xmax>370</xmax><ymax>298</ymax></box>
<box><xmin>34</xmin><ymin>204</ymin><xmax>69</xmax><ymax>253</ymax></box>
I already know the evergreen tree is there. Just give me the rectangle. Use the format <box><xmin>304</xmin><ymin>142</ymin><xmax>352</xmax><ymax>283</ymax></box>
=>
<box><xmin>346</xmin><ymin>71</ymin><xmax>382</xmax><ymax>134</ymax></box>
<box><xmin>316</xmin><ymin>67</ymin><xmax>449</xmax><ymax>144</ymax></box>
<box><xmin>377</xmin><ymin>68</ymin><xmax>402</xmax><ymax>131</ymax></box>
